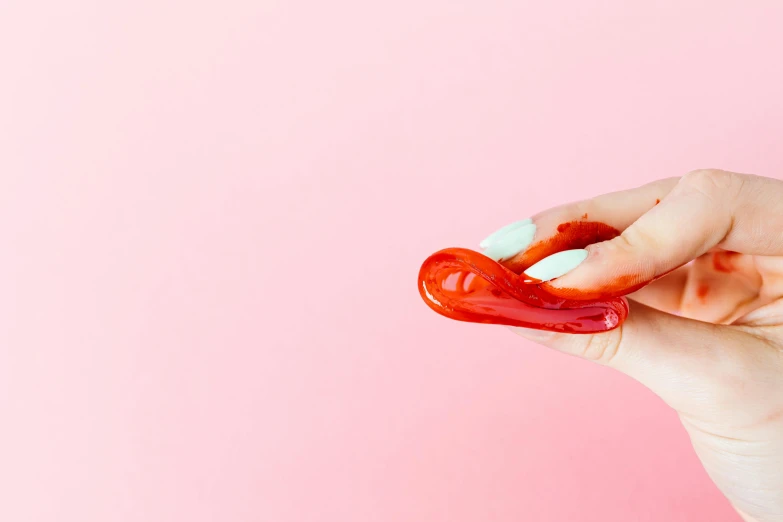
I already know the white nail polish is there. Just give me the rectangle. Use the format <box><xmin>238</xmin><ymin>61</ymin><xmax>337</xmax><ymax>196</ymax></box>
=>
<box><xmin>479</xmin><ymin>219</ymin><xmax>533</xmax><ymax>249</ymax></box>
<box><xmin>523</xmin><ymin>249</ymin><xmax>588</xmax><ymax>282</ymax></box>
<box><xmin>482</xmin><ymin>222</ymin><xmax>537</xmax><ymax>261</ymax></box>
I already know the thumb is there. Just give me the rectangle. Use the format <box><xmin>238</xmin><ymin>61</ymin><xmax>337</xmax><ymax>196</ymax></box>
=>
<box><xmin>511</xmin><ymin>300</ymin><xmax>765</xmax><ymax>415</ymax></box>
<box><xmin>545</xmin><ymin>170</ymin><xmax>783</xmax><ymax>299</ymax></box>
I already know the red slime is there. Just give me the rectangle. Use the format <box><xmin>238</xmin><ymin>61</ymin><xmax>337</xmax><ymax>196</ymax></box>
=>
<box><xmin>418</xmin><ymin>221</ymin><xmax>631</xmax><ymax>334</ymax></box>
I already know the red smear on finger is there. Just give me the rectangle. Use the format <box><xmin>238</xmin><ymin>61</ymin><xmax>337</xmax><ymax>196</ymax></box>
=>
<box><xmin>712</xmin><ymin>251</ymin><xmax>740</xmax><ymax>273</ymax></box>
<box><xmin>545</xmin><ymin>273</ymin><xmax>648</xmax><ymax>301</ymax></box>
<box><xmin>545</xmin><ymin>262</ymin><xmax>683</xmax><ymax>301</ymax></box>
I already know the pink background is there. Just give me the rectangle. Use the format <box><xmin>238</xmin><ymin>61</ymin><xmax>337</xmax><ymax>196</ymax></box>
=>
<box><xmin>2</xmin><ymin>1</ymin><xmax>782</xmax><ymax>521</ymax></box>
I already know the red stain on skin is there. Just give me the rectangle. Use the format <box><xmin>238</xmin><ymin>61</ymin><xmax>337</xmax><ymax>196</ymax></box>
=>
<box><xmin>712</xmin><ymin>251</ymin><xmax>739</xmax><ymax>273</ymax></box>
<box><xmin>581</xmin><ymin>213</ymin><xmax>588</xmax><ymax>219</ymax></box>
<box><xmin>547</xmin><ymin>273</ymin><xmax>646</xmax><ymax>301</ymax></box>
<box><xmin>418</xmin><ymin>221</ymin><xmax>629</xmax><ymax>334</ymax></box>
<box><xmin>697</xmin><ymin>283</ymin><xmax>709</xmax><ymax>301</ymax></box>
<box><xmin>655</xmin><ymin>198</ymin><xmax>660</xmax><ymax>205</ymax></box>
<box><xmin>546</xmin><ymin>264</ymin><xmax>682</xmax><ymax>301</ymax></box>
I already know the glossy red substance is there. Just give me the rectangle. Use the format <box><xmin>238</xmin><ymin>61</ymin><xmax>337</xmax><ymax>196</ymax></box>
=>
<box><xmin>418</xmin><ymin>221</ymin><xmax>631</xmax><ymax>334</ymax></box>
<box><xmin>418</xmin><ymin>248</ymin><xmax>628</xmax><ymax>333</ymax></box>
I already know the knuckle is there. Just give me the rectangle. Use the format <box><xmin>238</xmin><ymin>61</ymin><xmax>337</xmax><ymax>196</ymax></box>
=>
<box><xmin>680</xmin><ymin>169</ymin><xmax>740</xmax><ymax>199</ymax></box>
<box><xmin>573</xmin><ymin>200</ymin><xmax>591</xmax><ymax>220</ymax></box>
<box><xmin>613</xmin><ymin>224</ymin><xmax>660</xmax><ymax>253</ymax></box>
<box><xmin>580</xmin><ymin>329</ymin><xmax>623</xmax><ymax>364</ymax></box>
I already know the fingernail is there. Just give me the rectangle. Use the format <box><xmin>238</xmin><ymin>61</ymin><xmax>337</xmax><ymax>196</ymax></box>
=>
<box><xmin>523</xmin><ymin>249</ymin><xmax>588</xmax><ymax>282</ymax></box>
<box><xmin>481</xmin><ymin>220</ymin><xmax>536</xmax><ymax>261</ymax></box>
<box><xmin>480</xmin><ymin>219</ymin><xmax>532</xmax><ymax>248</ymax></box>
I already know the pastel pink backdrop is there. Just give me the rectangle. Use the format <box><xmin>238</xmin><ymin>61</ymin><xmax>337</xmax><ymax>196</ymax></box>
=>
<box><xmin>2</xmin><ymin>1</ymin><xmax>782</xmax><ymax>521</ymax></box>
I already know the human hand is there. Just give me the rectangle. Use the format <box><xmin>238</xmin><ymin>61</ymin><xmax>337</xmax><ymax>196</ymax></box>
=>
<box><xmin>485</xmin><ymin>170</ymin><xmax>783</xmax><ymax>522</ymax></box>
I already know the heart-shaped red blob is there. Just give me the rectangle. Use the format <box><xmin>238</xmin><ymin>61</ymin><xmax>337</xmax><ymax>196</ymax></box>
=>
<box><xmin>418</xmin><ymin>248</ymin><xmax>628</xmax><ymax>334</ymax></box>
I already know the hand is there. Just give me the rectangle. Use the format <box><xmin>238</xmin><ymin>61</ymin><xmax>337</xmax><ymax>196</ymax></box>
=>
<box><xmin>491</xmin><ymin>170</ymin><xmax>783</xmax><ymax>522</ymax></box>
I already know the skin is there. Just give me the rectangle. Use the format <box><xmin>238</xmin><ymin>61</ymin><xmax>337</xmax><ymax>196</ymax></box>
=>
<box><xmin>507</xmin><ymin>170</ymin><xmax>783</xmax><ymax>522</ymax></box>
